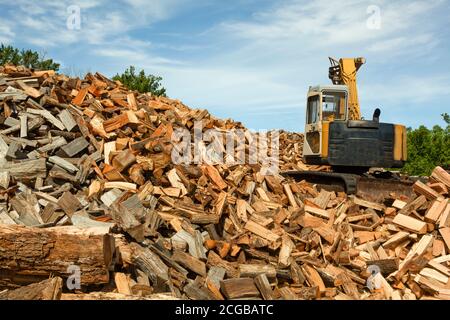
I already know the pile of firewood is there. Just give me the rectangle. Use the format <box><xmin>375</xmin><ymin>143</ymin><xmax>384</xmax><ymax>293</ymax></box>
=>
<box><xmin>0</xmin><ymin>65</ymin><xmax>449</xmax><ymax>300</ymax></box>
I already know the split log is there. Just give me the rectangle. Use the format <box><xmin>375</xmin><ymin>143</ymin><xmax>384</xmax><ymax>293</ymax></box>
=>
<box><xmin>0</xmin><ymin>277</ymin><xmax>62</xmax><ymax>300</ymax></box>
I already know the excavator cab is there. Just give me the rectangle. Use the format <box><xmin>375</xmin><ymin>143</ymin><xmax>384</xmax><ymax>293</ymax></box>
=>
<box><xmin>304</xmin><ymin>85</ymin><xmax>348</xmax><ymax>157</ymax></box>
<box><xmin>302</xmin><ymin>57</ymin><xmax>407</xmax><ymax>170</ymax></box>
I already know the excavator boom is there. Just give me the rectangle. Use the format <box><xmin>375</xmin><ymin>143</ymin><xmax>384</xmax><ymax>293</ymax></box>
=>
<box><xmin>328</xmin><ymin>57</ymin><xmax>365</xmax><ymax>120</ymax></box>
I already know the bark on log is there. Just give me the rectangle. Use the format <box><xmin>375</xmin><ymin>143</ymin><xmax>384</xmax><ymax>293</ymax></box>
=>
<box><xmin>0</xmin><ymin>225</ymin><xmax>115</xmax><ymax>288</ymax></box>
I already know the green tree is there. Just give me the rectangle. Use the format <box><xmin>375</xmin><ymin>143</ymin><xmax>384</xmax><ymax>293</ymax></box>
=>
<box><xmin>113</xmin><ymin>66</ymin><xmax>166</xmax><ymax>96</ymax></box>
<box><xmin>0</xmin><ymin>44</ymin><xmax>60</xmax><ymax>71</ymax></box>
<box><xmin>402</xmin><ymin>114</ymin><xmax>450</xmax><ymax>176</ymax></box>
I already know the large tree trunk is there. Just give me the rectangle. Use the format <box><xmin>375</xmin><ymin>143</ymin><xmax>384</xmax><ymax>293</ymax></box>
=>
<box><xmin>0</xmin><ymin>225</ymin><xmax>115</xmax><ymax>289</ymax></box>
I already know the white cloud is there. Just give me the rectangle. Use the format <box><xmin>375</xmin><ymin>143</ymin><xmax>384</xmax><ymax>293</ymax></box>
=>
<box><xmin>0</xmin><ymin>20</ymin><xmax>15</xmax><ymax>43</ymax></box>
<box><xmin>3</xmin><ymin>0</ymin><xmax>186</xmax><ymax>48</ymax></box>
<box><xmin>1</xmin><ymin>0</ymin><xmax>448</xmax><ymax>130</ymax></box>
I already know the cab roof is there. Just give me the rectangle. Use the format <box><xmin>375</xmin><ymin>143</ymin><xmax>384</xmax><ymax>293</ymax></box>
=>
<box><xmin>308</xmin><ymin>84</ymin><xmax>349</xmax><ymax>93</ymax></box>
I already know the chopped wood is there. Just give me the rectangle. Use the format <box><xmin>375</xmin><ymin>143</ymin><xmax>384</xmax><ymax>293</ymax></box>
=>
<box><xmin>425</xmin><ymin>199</ymin><xmax>447</xmax><ymax>223</ymax></box>
<box><xmin>351</xmin><ymin>195</ymin><xmax>385</xmax><ymax>211</ymax></box>
<box><xmin>114</xmin><ymin>272</ymin><xmax>132</xmax><ymax>295</ymax></box>
<box><xmin>0</xmin><ymin>277</ymin><xmax>62</xmax><ymax>300</ymax></box>
<box><xmin>27</xmin><ymin>108</ymin><xmax>65</xmax><ymax>131</ymax></box>
<box><xmin>238</xmin><ymin>264</ymin><xmax>277</xmax><ymax>279</ymax></box>
<box><xmin>220</xmin><ymin>278</ymin><xmax>260</xmax><ymax>299</ymax></box>
<box><xmin>204</xmin><ymin>165</ymin><xmax>227</xmax><ymax>190</ymax></box>
<box><xmin>393</xmin><ymin>213</ymin><xmax>427</xmax><ymax>234</ymax></box>
<box><xmin>0</xmin><ymin>65</ymin><xmax>448</xmax><ymax>300</ymax></box>
<box><xmin>431</xmin><ymin>166</ymin><xmax>450</xmax><ymax>189</ymax></box>
<box><xmin>439</xmin><ymin>228</ymin><xmax>450</xmax><ymax>251</ymax></box>
<box><xmin>283</xmin><ymin>184</ymin><xmax>299</xmax><ymax>208</ymax></box>
<box><xmin>172</xmin><ymin>250</ymin><xmax>206</xmax><ymax>276</ymax></box>
<box><xmin>48</xmin><ymin>156</ymin><xmax>79</xmax><ymax>173</ymax></box>
<box><xmin>304</xmin><ymin>205</ymin><xmax>330</xmax><ymax>219</ymax></box>
<box><xmin>244</xmin><ymin>220</ymin><xmax>280</xmax><ymax>242</ymax></box>
<box><xmin>413</xmin><ymin>180</ymin><xmax>442</xmax><ymax>201</ymax></box>
<box><xmin>254</xmin><ymin>273</ymin><xmax>274</xmax><ymax>300</ymax></box>
<box><xmin>112</xmin><ymin>149</ymin><xmax>136</xmax><ymax>172</ymax></box>
<box><xmin>19</xmin><ymin>114</ymin><xmax>27</xmax><ymax>138</ymax></box>
<box><xmin>58</xmin><ymin>109</ymin><xmax>77</xmax><ymax>132</ymax></box>
<box><xmin>60</xmin><ymin>136</ymin><xmax>89</xmax><ymax>157</ymax></box>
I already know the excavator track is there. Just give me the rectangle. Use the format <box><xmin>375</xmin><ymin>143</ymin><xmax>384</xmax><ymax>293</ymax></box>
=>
<box><xmin>281</xmin><ymin>170</ymin><xmax>415</xmax><ymax>203</ymax></box>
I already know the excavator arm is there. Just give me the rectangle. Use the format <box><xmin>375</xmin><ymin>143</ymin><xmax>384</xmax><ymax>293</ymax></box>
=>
<box><xmin>328</xmin><ymin>57</ymin><xmax>365</xmax><ymax>120</ymax></box>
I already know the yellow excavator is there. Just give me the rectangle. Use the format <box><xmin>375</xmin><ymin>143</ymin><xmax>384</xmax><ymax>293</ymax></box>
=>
<box><xmin>284</xmin><ymin>57</ymin><xmax>413</xmax><ymax>201</ymax></box>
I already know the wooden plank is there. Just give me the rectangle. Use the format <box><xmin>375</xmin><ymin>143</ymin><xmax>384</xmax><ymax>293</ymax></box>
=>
<box><xmin>167</xmin><ymin>168</ymin><xmax>187</xmax><ymax>196</ymax></box>
<box><xmin>427</xmin><ymin>260</ymin><xmax>450</xmax><ymax>277</ymax></box>
<box><xmin>104</xmin><ymin>141</ymin><xmax>116</xmax><ymax>165</ymax></box>
<box><xmin>103</xmin><ymin>113</ymin><xmax>131</xmax><ymax>132</ymax></box>
<box><xmin>313</xmin><ymin>189</ymin><xmax>332</xmax><ymax>209</ymax></box>
<box><xmin>302</xmin><ymin>264</ymin><xmax>325</xmax><ymax>294</ymax></box>
<box><xmin>35</xmin><ymin>136</ymin><xmax>67</xmax><ymax>154</ymax></box>
<box><xmin>366</xmin><ymin>259</ymin><xmax>399</xmax><ymax>276</ymax></box>
<box><xmin>395</xmin><ymin>234</ymin><xmax>434</xmax><ymax>280</ymax></box>
<box><xmin>127</xmin><ymin>93</ymin><xmax>138</xmax><ymax>110</ymax></box>
<box><xmin>0</xmin><ymin>171</ymin><xmax>10</xmax><ymax>189</ymax></box>
<box><xmin>6</xmin><ymin>141</ymin><xmax>21</xmax><ymax>160</ymax></box>
<box><xmin>206</xmin><ymin>266</ymin><xmax>226</xmax><ymax>289</ymax></box>
<box><xmin>130</xmin><ymin>243</ymin><xmax>169</xmax><ymax>283</ymax></box>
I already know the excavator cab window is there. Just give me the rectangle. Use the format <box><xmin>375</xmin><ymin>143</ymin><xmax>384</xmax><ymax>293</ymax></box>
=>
<box><xmin>322</xmin><ymin>91</ymin><xmax>346</xmax><ymax>121</ymax></box>
<box><xmin>307</xmin><ymin>95</ymin><xmax>320</xmax><ymax>124</ymax></box>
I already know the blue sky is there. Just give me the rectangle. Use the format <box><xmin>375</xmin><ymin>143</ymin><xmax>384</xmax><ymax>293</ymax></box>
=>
<box><xmin>1</xmin><ymin>0</ymin><xmax>449</xmax><ymax>131</ymax></box>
